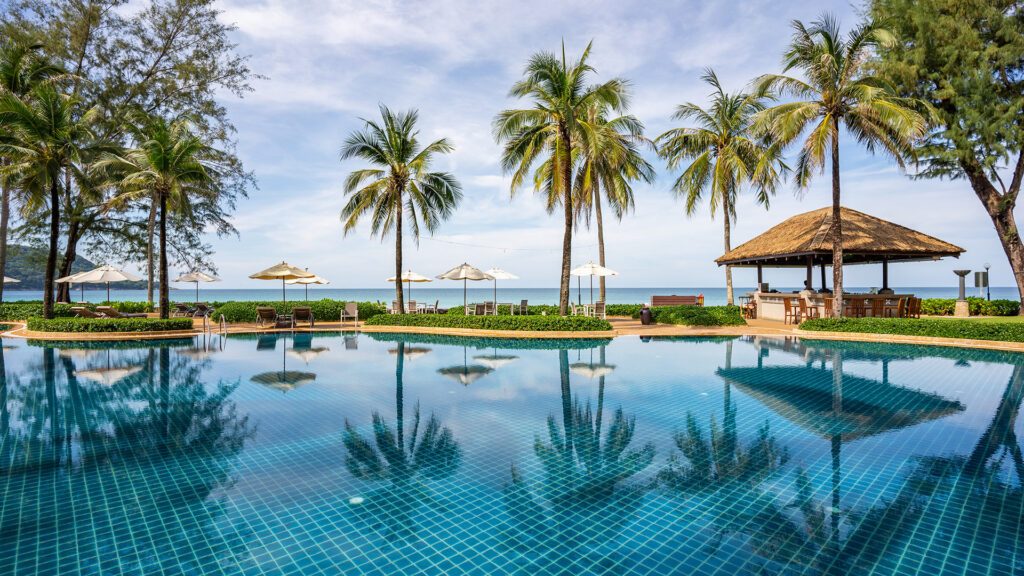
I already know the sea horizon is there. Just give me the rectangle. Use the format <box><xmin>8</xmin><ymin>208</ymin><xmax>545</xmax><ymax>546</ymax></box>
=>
<box><xmin>6</xmin><ymin>285</ymin><xmax>1017</xmax><ymax>306</ymax></box>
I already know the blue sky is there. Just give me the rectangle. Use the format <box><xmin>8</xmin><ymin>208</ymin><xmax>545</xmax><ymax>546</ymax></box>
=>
<box><xmin>201</xmin><ymin>0</ymin><xmax>1009</xmax><ymax>289</ymax></box>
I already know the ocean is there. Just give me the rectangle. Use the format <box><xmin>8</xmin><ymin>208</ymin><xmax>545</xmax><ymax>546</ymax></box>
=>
<box><xmin>4</xmin><ymin>286</ymin><xmax>1018</xmax><ymax>306</ymax></box>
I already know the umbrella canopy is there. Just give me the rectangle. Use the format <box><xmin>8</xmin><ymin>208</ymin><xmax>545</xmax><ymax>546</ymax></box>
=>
<box><xmin>286</xmin><ymin>274</ymin><xmax>329</xmax><ymax>301</ymax></box>
<box><xmin>75</xmin><ymin>366</ymin><xmax>142</xmax><ymax>386</ymax></box>
<box><xmin>570</xmin><ymin>262</ymin><xmax>618</xmax><ymax>305</ymax></box>
<box><xmin>56</xmin><ymin>271</ymin><xmax>90</xmax><ymax>302</ymax></box>
<box><xmin>485</xmin><ymin>268</ymin><xmax>518</xmax><ymax>310</ymax></box>
<box><xmin>436</xmin><ymin>263</ymin><xmax>493</xmax><ymax>310</ymax></box>
<box><xmin>249</xmin><ymin>261</ymin><xmax>315</xmax><ymax>303</ymax></box>
<box><xmin>3</xmin><ymin>276</ymin><xmax>18</xmax><ymax>283</ymax></box>
<box><xmin>387</xmin><ymin>270</ymin><xmax>431</xmax><ymax>304</ymax></box>
<box><xmin>63</xmin><ymin>265</ymin><xmax>143</xmax><ymax>302</ymax></box>
<box><xmin>175</xmin><ymin>271</ymin><xmax>221</xmax><ymax>304</ymax></box>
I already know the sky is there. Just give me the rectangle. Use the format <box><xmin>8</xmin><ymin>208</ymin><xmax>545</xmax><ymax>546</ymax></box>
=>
<box><xmin>200</xmin><ymin>0</ymin><xmax>1012</xmax><ymax>289</ymax></box>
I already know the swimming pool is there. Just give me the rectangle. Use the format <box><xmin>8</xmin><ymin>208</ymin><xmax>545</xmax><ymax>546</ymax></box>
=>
<box><xmin>0</xmin><ymin>332</ymin><xmax>1020</xmax><ymax>575</ymax></box>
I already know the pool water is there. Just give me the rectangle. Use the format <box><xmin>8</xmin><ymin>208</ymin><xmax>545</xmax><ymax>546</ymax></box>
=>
<box><xmin>0</xmin><ymin>332</ymin><xmax>1020</xmax><ymax>575</ymax></box>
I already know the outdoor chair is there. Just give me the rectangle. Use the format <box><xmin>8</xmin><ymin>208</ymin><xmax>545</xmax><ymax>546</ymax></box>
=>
<box><xmin>484</xmin><ymin>301</ymin><xmax>495</xmax><ymax>315</ymax></box>
<box><xmin>422</xmin><ymin>300</ymin><xmax>439</xmax><ymax>314</ymax></box>
<box><xmin>171</xmin><ymin>303</ymin><xmax>194</xmax><ymax>317</ymax></box>
<box><xmin>870</xmin><ymin>298</ymin><xmax>885</xmax><ymax>318</ymax></box>
<box><xmin>474</xmin><ymin>304</ymin><xmax>486</xmax><ymax>316</ymax></box>
<box><xmin>908</xmin><ymin>297</ymin><xmax>922</xmax><ymax>319</ymax></box>
<box><xmin>798</xmin><ymin>298</ymin><xmax>818</xmax><ymax>321</ymax></box>
<box><xmin>388</xmin><ymin>301</ymin><xmax>400</xmax><ymax>314</ymax></box>
<box><xmin>592</xmin><ymin>301</ymin><xmax>606</xmax><ymax>320</ymax></box>
<box><xmin>340</xmin><ymin>302</ymin><xmax>359</xmax><ymax>326</ymax></box>
<box><xmin>71</xmin><ymin>307</ymin><xmax>106</xmax><ymax>319</ymax></box>
<box><xmin>292</xmin><ymin>306</ymin><xmax>314</xmax><ymax>328</ymax></box>
<box><xmin>843</xmin><ymin>299</ymin><xmax>866</xmax><ymax>318</ymax></box>
<box><xmin>783</xmin><ymin>298</ymin><xmax>800</xmax><ymax>324</ymax></box>
<box><xmin>97</xmin><ymin>306</ymin><xmax>147</xmax><ymax>319</ymax></box>
<box><xmin>887</xmin><ymin>297</ymin><xmax>907</xmax><ymax>318</ymax></box>
<box><xmin>256</xmin><ymin>306</ymin><xmax>279</xmax><ymax>329</ymax></box>
<box><xmin>519</xmin><ymin>300</ymin><xmax>529</xmax><ymax>315</ymax></box>
<box><xmin>193</xmin><ymin>303</ymin><xmax>212</xmax><ymax>318</ymax></box>
<box><xmin>407</xmin><ymin>300</ymin><xmax>418</xmax><ymax>314</ymax></box>
<box><xmin>821</xmin><ymin>298</ymin><xmax>835</xmax><ymax>318</ymax></box>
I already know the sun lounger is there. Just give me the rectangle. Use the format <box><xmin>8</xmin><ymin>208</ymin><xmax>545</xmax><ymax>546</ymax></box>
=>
<box><xmin>340</xmin><ymin>302</ymin><xmax>359</xmax><ymax>326</ymax></box>
<box><xmin>256</xmin><ymin>306</ymin><xmax>279</xmax><ymax>328</ymax></box>
<box><xmin>171</xmin><ymin>303</ymin><xmax>194</xmax><ymax>317</ymax></box>
<box><xmin>193</xmin><ymin>303</ymin><xmax>212</xmax><ymax>318</ymax></box>
<box><xmin>292</xmin><ymin>306</ymin><xmax>314</xmax><ymax>328</ymax></box>
<box><xmin>71</xmin><ymin>307</ymin><xmax>105</xmax><ymax>319</ymax></box>
<box><xmin>96</xmin><ymin>306</ymin><xmax>147</xmax><ymax>318</ymax></box>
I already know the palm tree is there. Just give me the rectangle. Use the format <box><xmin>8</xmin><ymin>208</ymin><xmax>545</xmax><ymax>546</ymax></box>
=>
<box><xmin>754</xmin><ymin>14</ymin><xmax>928</xmax><ymax>316</ymax></box>
<box><xmin>574</xmin><ymin>105</ymin><xmax>654</xmax><ymax>302</ymax></box>
<box><xmin>95</xmin><ymin>116</ymin><xmax>220</xmax><ymax>319</ymax></box>
<box><xmin>494</xmin><ymin>42</ymin><xmax>628</xmax><ymax>315</ymax></box>
<box><xmin>657</xmin><ymin>69</ymin><xmax>787</xmax><ymax>305</ymax></box>
<box><xmin>0</xmin><ymin>84</ymin><xmax>96</xmax><ymax>318</ymax></box>
<box><xmin>0</xmin><ymin>40</ymin><xmax>63</xmax><ymax>303</ymax></box>
<box><xmin>340</xmin><ymin>106</ymin><xmax>462</xmax><ymax>314</ymax></box>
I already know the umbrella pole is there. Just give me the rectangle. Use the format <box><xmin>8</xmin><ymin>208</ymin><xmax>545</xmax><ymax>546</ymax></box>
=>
<box><xmin>282</xmin><ymin>278</ymin><xmax>286</xmax><ymax>304</ymax></box>
<box><xmin>464</xmin><ymin>278</ymin><xmax>467</xmax><ymax>312</ymax></box>
<box><xmin>494</xmin><ymin>279</ymin><xmax>497</xmax><ymax>314</ymax></box>
<box><xmin>305</xmin><ymin>284</ymin><xmax>309</xmax><ymax>302</ymax></box>
<box><xmin>578</xmin><ymin>276</ymin><xmax>581</xmax><ymax>306</ymax></box>
<box><xmin>590</xmin><ymin>276</ymin><xmax>594</xmax><ymax>305</ymax></box>
<box><xmin>196</xmin><ymin>281</ymin><xmax>199</xmax><ymax>305</ymax></box>
<box><xmin>80</xmin><ymin>283</ymin><xmax>84</xmax><ymax>303</ymax></box>
<box><xmin>106</xmin><ymin>282</ymin><xmax>110</xmax><ymax>304</ymax></box>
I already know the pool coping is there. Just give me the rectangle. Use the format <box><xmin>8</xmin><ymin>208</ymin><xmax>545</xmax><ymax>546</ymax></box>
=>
<box><xmin>4</xmin><ymin>318</ymin><xmax>1024</xmax><ymax>354</ymax></box>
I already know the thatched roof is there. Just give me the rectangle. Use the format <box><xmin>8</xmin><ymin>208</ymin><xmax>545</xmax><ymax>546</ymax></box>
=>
<box><xmin>716</xmin><ymin>207</ymin><xmax>964</xmax><ymax>267</ymax></box>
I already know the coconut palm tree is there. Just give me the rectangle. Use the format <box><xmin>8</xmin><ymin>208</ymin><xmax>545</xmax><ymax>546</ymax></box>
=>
<box><xmin>95</xmin><ymin>116</ymin><xmax>220</xmax><ymax>319</ymax></box>
<box><xmin>657</xmin><ymin>69</ymin><xmax>787</xmax><ymax>305</ymax></box>
<box><xmin>0</xmin><ymin>40</ymin><xmax>63</xmax><ymax>303</ymax></box>
<box><xmin>753</xmin><ymin>14</ymin><xmax>928</xmax><ymax>316</ymax></box>
<box><xmin>340</xmin><ymin>106</ymin><xmax>461</xmax><ymax>314</ymax></box>
<box><xmin>0</xmin><ymin>84</ymin><xmax>97</xmax><ymax>318</ymax></box>
<box><xmin>494</xmin><ymin>42</ymin><xmax>628</xmax><ymax>315</ymax></box>
<box><xmin>574</xmin><ymin>105</ymin><xmax>654</xmax><ymax>302</ymax></box>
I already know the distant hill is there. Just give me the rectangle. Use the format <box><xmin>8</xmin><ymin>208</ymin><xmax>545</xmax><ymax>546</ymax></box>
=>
<box><xmin>3</xmin><ymin>245</ymin><xmax>148</xmax><ymax>290</ymax></box>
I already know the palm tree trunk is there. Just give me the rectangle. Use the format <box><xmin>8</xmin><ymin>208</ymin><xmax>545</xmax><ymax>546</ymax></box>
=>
<box><xmin>723</xmin><ymin>191</ymin><xmax>734</xmax><ymax>306</ymax></box>
<box><xmin>146</xmin><ymin>192</ymin><xmax>157</xmax><ymax>306</ymax></box>
<box><xmin>594</xmin><ymin>183</ymin><xmax>607</xmax><ymax>303</ymax></box>
<box><xmin>56</xmin><ymin>219</ymin><xmax>80</xmax><ymax>303</ymax></box>
<box><xmin>830</xmin><ymin>120</ymin><xmax>844</xmax><ymax>318</ymax></box>
<box><xmin>158</xmin><ymin>190</ymin><xmax>169</xmax><ymax>319</ymax></box>
<box><xmin>0</xmin><ymin>172</ymin><xmax>10</xmax><ymax>303</ymax></box>
<box><xmin>395</xmin><ymin>192</ymin><xmax>405</xmax><ymax>314</ymax></box>
<box><xmin>42</xmin><ymin>174</ymin><xmax>60</xmax><ymax>319</ymax></box>
<box><xmin>559</xmin><ymin>123</ymin><xmax>573</xmax><ymax>316</ymax></box>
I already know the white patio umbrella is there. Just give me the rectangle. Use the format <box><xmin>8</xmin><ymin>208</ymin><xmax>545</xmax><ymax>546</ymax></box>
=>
<box><xmin>436</xmin><ymin>263</ymin><xmax>493</xmax><ymax>311</ymax></box>
<box><xmin>56</xmin><ymin>270</ymin><xmax>89</xmax><ymax>302</ymax></box>
<box><xmin>285</xmin><ymin>274</ymin><xmax>329</xmax><ymax>301</ymax></box>
<box><xmin>485</xmin><ymin>268</ymin><xmax>518</xmax><ymax>312</ymax></box>
<box><xmin>68</xmin><ymin>265</ymin><xmax>143</xmax><ymax>302</ymax></box>
<box><xmin>175</xmin><ymin>271</ymin><xmax>221</xmax><ymax>304</ymax></box>
<box><xmin>249</xmin><ymin>262</ymin><xmax>315</xmax><ymax>304</ymax></box>
<box><xmin>3</xmin><ymin>276</ymin><xmax>19</xmax><ymax>284</ymax></box>
<box><xmin>386</xmin><ymin>270</ymin><xmax>431</xmax><ymax>303</ymax></box>
<box><xmin>570</xmin><ymin>262</ymin><xmax>618</xmax><ymax>306</ymax></box>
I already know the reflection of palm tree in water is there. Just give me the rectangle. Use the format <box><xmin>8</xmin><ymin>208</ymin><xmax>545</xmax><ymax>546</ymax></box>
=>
<box><xmin>342</xmin><ymin>340</ymin><xmax>462</xmax><ymax>543</ymax></box>
<box><xmin>0</xmin><ymin>344</ymin><xmax>255</xmax><ymax>574</ymax></box>
<box><xmin>502</xmin><ymin>349</ymin><xmax>655</xmax><ymax>573</ymax></box>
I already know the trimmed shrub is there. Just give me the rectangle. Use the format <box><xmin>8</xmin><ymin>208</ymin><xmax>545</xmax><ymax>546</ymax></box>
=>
<box><xmin>0</xmin><ymin>300</ymin><xmax>155</xmax><ymax>320</ymax></box>
<box><xmin>921</xmin><ymin>297</ymin><xmax>1019</xmax><ymax>316</ymax></box>
<box><xmin>445</xmin><ymin>303</ymin><xmax>642</xmax><ymax>316</ymax></box>
<box><xmin>632</xmin><ymin>305</ymin><xmax>746</xmax><ymax>327</ymax></box>
<box><xmin>27</xmin><ymin>317</ymin><xmax>194</xmax><ymax>333</ymax></box>
<box><xmin>365</xmin><ymin>313</ymin><xmax>612</xmax><ymax>331</ymax></box>
<box><xmin>800</xmin><ymin>317</ymin><xmax>1024</xmax><ymax>342</ymax></box>
<box><xmin>213</xmin><ymin>300</ymin><xmax>386</xmax><ymax>323</ymax></box>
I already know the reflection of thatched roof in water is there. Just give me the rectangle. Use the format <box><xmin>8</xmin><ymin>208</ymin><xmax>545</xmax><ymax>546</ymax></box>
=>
<box><xmin>250</xmin><ymin>371</ymin><xmax>317</xmax><ymax>392</ymax></box>
<box><xmin>367</xmin><ymin>332</ymin><xmax>611</xmax><ymax>351</ymax></box>
<box><xmin>717</xmin><ymin>206</ymin><xmax>963</xmax><ymax>266</ymax></box>
<box><xmin>717</xmin><ymin>366</ymin><xmax>964</xmax><ymax>440</ymax></box>
<box><xmin>437</xmin><ymin>365</ymin><xmax>493</xmax><ymax>385</ymax></box>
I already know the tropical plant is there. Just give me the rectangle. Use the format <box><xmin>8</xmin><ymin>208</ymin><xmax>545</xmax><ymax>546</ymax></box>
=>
<box><xmin>753</xmin><ymin>14</ymin><xmax>929</xmax><ymax>316</ymax></box>
<box><xmin>657</xmin><ymin>69</ymin><xmax>787</xmax><ymax>305</ymax></box>
<box><xmin>340</xmin><ymin>106</ymin><xmax>462</xmax><ymax>314</ymax></box>
<box><xmin>95</xmin><ymin>116</ymin><xmax>220</xmax><ymax>319</ymax></box>
<box><xmin>0</xmin><ymin>83</ymin><xmax>97</xmax><ymax>318</ymax></box>
<box><xmin>494</xmin><ymin>42</ymin><xmax>628</xmax><ymax>315</ymax></box>
<box><xmin>574</xmin><ymin>104</ymin><xmax>654</xmax><ymax>302</ymax></box>
<box><xmin>0</xmin><ymin>39</ymin><xmax>63</xmax><ymax>303</ymax></box>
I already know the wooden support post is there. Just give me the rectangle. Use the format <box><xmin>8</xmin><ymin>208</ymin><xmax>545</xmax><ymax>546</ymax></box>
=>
<box><xmin>806</xmin><ymin>256</ymin><xmax>814</xmax><ymax>290</ymax></box>
<box><xmin>757</xmin><ymin>264</ymin><xmax>763</xmax><ymax>288</ymax></box>
<box><xmin>882</xmin><ymin>258</ymin><xmax>889</xmax><ymax>291</ymax></box>
<box><xmin>820</xmin><ymin>263</ymin><xmax>827</xmax><ymax>291</ymax></box>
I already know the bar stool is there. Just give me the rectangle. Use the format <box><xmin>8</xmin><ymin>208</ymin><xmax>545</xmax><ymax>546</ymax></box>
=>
<box><xmin>844</xmin><ymin>298</ymin><xmax>865</xmax><ymax>318</ymax></box>
<box><xmin>783</xmin><ymin>298</ymin><xmax>800</xmax><ymax>324</ymax></box>
<box><xmin>870</xmin><ymin>298</ymin><xmax>885</xmax><ymax>318</ymax></box>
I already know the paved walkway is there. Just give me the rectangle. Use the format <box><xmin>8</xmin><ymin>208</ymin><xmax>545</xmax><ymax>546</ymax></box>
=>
<box><xmin>6</xmin><ymin>316</ymin><xmax>1024</xmax><ymax>354</ymax></box>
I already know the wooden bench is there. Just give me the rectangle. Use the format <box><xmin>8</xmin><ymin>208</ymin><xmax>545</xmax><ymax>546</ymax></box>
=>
<box><xmin>651</xmin><ymin>295</ymin><xmax>704</xmax><ymax>307</ymax></box>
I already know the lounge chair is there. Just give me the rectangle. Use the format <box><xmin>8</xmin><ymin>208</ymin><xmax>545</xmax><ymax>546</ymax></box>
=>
<box><xmin>388</xmin><ymin>300</ymin><xmax>400</xmax><ymax>314</ymax></box>
<box><xmin>292</xmin><ymin>306</ymin><xmax>314</xmax><ymax>328</ymax></box>
<box><xmin>193</xmin><ymin>303</ymin><xmax>212</xmax><ymax>318</ymax></box>
<box><xmin>71</xmin><ymin>307</ymin><xmax>105</xmax><ymax>319</ymax></box>
<box><xmin>473</xmin><ymin>304</ymin><xmax>485</xmax><ymax>316</ymax></box>
<box><xmin>484</xmin><ymin>301</ymin><xmax>495</xmax><ymax>315</ymax></box>
<box><xmin>171</xmin><ymin>303</ymin><xmax>194</xmax><ymax>317</ymax></box>
<box><xmin>340</xmin><ymin>302</ymin><xmax>359</xmax><ymax>326</ymax></box>
<box><xmin>408</xmin><ymin>300</ymin><xmax>418</xmax><ymax>314</ymax></box>
<box><xmin>96</xmin><ymin>306</ymin><xmax>147</xmax><ymax>319</ymax></box>
<box><xmin>422</xmin><ymin>299</ymin><xmax>439</xmax><ymax>314</ymax></box>
<box><xmin>592</xmin><ymin>301</ymin><xmax>606</xmax><ymax>320</ymax></box>
<box><xmin>256</xmin><ymin>306</ymin><xmax>279</xmax><ymax>328</ymax></box>
<box><xmin>519</xmin><ymin>300</ymin><xmax>529</xmax><ymax>315</ymax></box>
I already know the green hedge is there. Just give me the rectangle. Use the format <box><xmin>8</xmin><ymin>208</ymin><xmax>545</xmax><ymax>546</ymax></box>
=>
<box><xmin>800</xmin><ymin>317</ymin><xmax>1024</xmax><ymax>342</ymax></box>
<box><xmin>213</xmin><ymin>300</ymin><xmax>386</xmax><ymax>323</ymax></box>
<box><xmin>446</xmin><ymin>303</ymin><xmax>642</xmax><ymax>316</ymax></box>
<box><xmin>920</xmin><ymin>297</ymin><xmax>1019</xmax><ymax>316</ymax></box>
<box><xmin>365</xmin><ymin>313</ymin><xmax>612</xmax><ymax>331</ymax></box>
<box><xmin>0</xmin><ymin>300</ymin><xmax>154</xmax><ymax>320</ymax></box>
<box><xmin>27</xmin><ymin>317</ymin><xmax>194</xmax><ymax>333</ymax></box>
<box><xmin>631</xmin><ymin>305</ymin><xmax>746</xmax><ymax>327</ymax></box>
